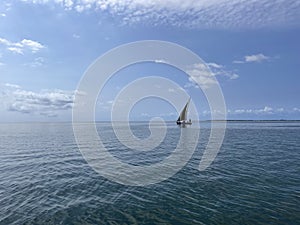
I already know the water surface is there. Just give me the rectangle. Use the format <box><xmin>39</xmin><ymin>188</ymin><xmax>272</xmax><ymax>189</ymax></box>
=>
<box><xmin>0</xmin><ymin>122</ymin><xmax>299</xmax><ymax>224</ymax></box>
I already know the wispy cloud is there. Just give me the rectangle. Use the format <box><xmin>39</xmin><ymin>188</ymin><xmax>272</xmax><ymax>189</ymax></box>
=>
<box><xmin>228</xmin><ymin>106</ymin><xmax>297</xmax><ymax>115</ymax></box>
<box><xmin>97</xmin><ymin>99</ymin><xmax>114</xmax><ymax>111</ymax></box>
<box><xmin>233</xmin><ymin>53</ymin><xmax>271</xmax><ymax>64</ymax></box>
<box><xmin>232</xmin><ymin>106</ymin><xmax>274</xmax><ymax>114</ymax></box>
<box><xmin>207</xmin><ymin>62</ymin><xmax>239</xmax><ymax>80</ymax></box>
<box><xmin>1</xmin><ymin>83</ymin><xmax>75</xmax><ymax>117</ymax></box>
<box><xmin>245</xmin><ymin>54</ymin><xmax>270</xmax><ymax>63</ymax></box>
<box><xmin>19</xmin><ymin>0</ymin><xmax>300</xmax><ymax>29</ymax></box>
<box><xmin>7</xmin><ymin>47</ymin><xmax>23</xmax><ymax>54</ymax></box>
<box><xmin>203</xmin><ymin>106</ymin><xmax>300</xmax><ymax>117</ymax></box>
<box><xmin>0</xmin><ymin>37</ymin><xmax>45</xmax><ymax>54</ymax></box>
<box><xmin>23</xmin><ymin>57</ymin><xmax>45</xmax><ymax>67</ymax></box>
<box><xmin>4</xmin><ymin>83</ymin><xmax>21</xmax><ymax>89</ymax></box>
<box><xmin>185</xmin><ymin>62</ymin><xmax>238</xmax><ymax>90</ymax></box>
<box><xmin>293</xmin><ymin>107</ymin><xmax>300</xmax><ymax>112</ymax></box>
<box><xmin>185</xmin><ymin>63</ymin><xmax>216</xmax><ymax>90</ymax></box>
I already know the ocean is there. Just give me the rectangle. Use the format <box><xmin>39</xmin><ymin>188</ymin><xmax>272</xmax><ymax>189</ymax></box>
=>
<box><xmin>0</xmin><ymin>121</ymin><xmax>299</xmax><ymax>224</ymax></box>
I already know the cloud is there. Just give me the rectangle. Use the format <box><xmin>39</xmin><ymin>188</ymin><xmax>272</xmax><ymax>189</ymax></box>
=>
<box><xmin>245</xmin><ymin>54</ymin><xmax>270</xmax><ymax>63</ymax></box>
<box><xmin>19</xmin><ymin>0</ymin><xmax>300</xmax><ymax>29</ymax></box>
<box><xmin>0</xmin><ymin>38</ymin><xmax>10</xmax><ymax>45</ymax></box>
<box><xmin>207</xmin><ymin>62</ymin><xmax>223</xmax><ymax>69</ymax></box>
<box><xmin>72</xmin><ymin>34</ymin><xmax>80</xmax><ymax>39</ymax></box>
<box><xmin>97</xmin><ymin>99</ymin><xmax>114</xmax><ymax>111</ymax></box>
<box><xmin>185</xmin><ymin>63</ymin><xmax>216</xmax><ymax>90</ymax></box>
<box><xmin>4</xmin><ymin>83</ymin><xmax>21</xmax><ymax>89</ymax></box>
<box><xmin>185</xmin><ymin>62</ymin><xmax>239</xmax><ymax>90</ymax></box>
<box><xmin>230</xmin><ymin>106</ymin><xmax>279</xmax><ymax>115</ymax></box>
<box><xmin>1</xmin><ymin>13</ymin><xmax>6</xmax><ymax>17</ymax></box>
<box><xmin>141</xmin><ymin>112</ymin><xmax>150</xmax><ymax>117</ymax></box>
<box><xmin>233</xmin><ymin>53</ymin><xmax>270</xmax><ymax>64</ymax></box>
<box><xmin>24</xmin><ymin>57</ymin><xmax>45</xmax><ymax>67</ymax></box>
<box><xmin>293</xmin><ymin>107</ymin><xmax>300</xmax><ymax>112</ymax></box>
<box><xmin>0</xmin><ymin>37</ymin><xmax>45</xmax><ymax>54</ymax></box>
<box><xmin>1</xmin><ymin>84</ymin><xmax>75</xmax><ymax>117</ymax></box>
<box><xmin>224</xmin><ymin>106</ymin><xmax>300</xmax><ymax>119</ymax></box>
<box><xmin>20</xmin><ymin>39</ymin><xmax>45</xmax><ymax>53</ymax></box>
<box><xmin>207</xmin><ymin>62</ymin><xmax>239</xmax><ymax>80</ymax></box>
<box><xmin>7</xmin><ymin>47</ymin><xmax>23</xmax><ymax>54</ymax></box>
<box><xmin>232</xmin><ymin>60</ymin><xmax>244</xmax><ymax>64</ymax></box>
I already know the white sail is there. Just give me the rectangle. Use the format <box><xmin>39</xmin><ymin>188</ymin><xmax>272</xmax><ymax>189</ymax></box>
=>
<box><xmin>177</xmin><ymin>98</ymin><xmax>191</xmax><ymax>125</ymax></box>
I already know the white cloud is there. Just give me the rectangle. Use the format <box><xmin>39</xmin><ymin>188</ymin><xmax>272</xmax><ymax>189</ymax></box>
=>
<box><xmin>228</xmin><ymin>106</ymin><xmax>300</xmax><ymax>116</ymax></box>
<box><xmin>185</xmin><ymin>62</ymin><xmax>239</xmax><ymax>90</ymax></box>
<box><xmin>184</xmin><ymin>81</ymin><xmax>198</xmax><ymax>89</ymax></box>
<box><xmin>185</xmin><ymin>63</ymin><xmax>216</xmax><ymax>90</ymax></box>
<box><xmin>231</xmin><ymin>106</ymin><xmax>276</xmax><ymax>115</ymax></box>
<box><xmin>233</xmin><ymin>53</ymin><xmax>271</xmax><ymax>64</ymax></box>
<box><xmin>75</xmin><ymin>4</ymin><xmax>85</xmax><ymax>13</ymax></box>
<box><xmin>65</xmin><ymin>0</ymin><xmax>74</xmax><ymax>8</ymax></box>
<box><xmin>97</xmin><ymin>99</ymin><xmax>114</xmax><ymax>111</ymax></box>
<box><xmin>7</xmin><ymin>47</ymin><xmax>23</xmax><ymax>54</ymax></box>
<box><xmin>207</xmin><ymin>62</ymin><xmax>223</xmax><ymax>69</ymax></box>
<box><xmin>141</xmin><ymin>112</ymin><xmax>150</xmax><ymax>117</ymax></box>
<box><xmin>1</xmin><ymin>13</ymin><xmax>6</xmax><ymax>17</ymax></box>
<box><xmin>0</xmin><ymin>38</ymin><xmax>10</xmax><ymax>45</ymax></box>
<box><xmin>72</xmin><ymin>34</ymin><xmax>80</xmax><ymax>39</ymax></box>
<box><xmin>19</xmin><ymin>0</ymin><xmax>300</xmax><ymax>29</ymax></box>
<box><xmin>293</xmin><ymin>107</ymin><xmax>300</xmax><ymax>112</ymax></box>
<box><xmin>232</xmin><ymin>60</ymin><xmax>244</xmax><ymax>64</ymax></box>
<box><xmin>20</xmin><ymin>39</ymin><xmax>45</xmax><ymax>52</ymax></box>
<box><xmin>205</xmin><ymin>106</ymin><xmax>300</xmax><ymax>117</ymax></box>
<box><xmin>207</xmin><ymin>62</ymin><xmax>239</xmax><ymax>80</ymax></box>
<box><xmin>4</xmin><ymin>83</ymin><xmax>21</xmax><ymax>89</ymax></box>
<box><xmin>277</xmin><ymin>108</ymin><xmax>284</xmax><ymax>112</ymax></box>
<box><xmin>245</xmin><ymin>54</ymin><xmax>269</xmax><ymax>63</ymax></box>
<box><xmin>0</xmin><ymin>37</ymin><xmax>45</xmax><ymax>54</ymax></box>
<box><xmin>202</xmin><ymin>109</ymin><xmax>226</xmax><ymax>117</ymax></box>
<box><xmin>24</xmin><ymin>57</ymin><xmax>45</xmax><ymax>67</ymax></box>
<box><xmin>5</xmin><ymin>3</ymin><xmax>12</xmax><ymax>11</ymax></box>
<box><xmin>1</xmin><ymin>84</ymin><xmax>75</xmax><ymax>117</ymax></box>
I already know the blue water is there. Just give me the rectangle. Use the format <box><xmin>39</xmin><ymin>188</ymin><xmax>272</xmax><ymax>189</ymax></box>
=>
<box><xmin>0</xmin><ymin>122</ymin><xmax>299</xmax><ymax>224</ymax></box>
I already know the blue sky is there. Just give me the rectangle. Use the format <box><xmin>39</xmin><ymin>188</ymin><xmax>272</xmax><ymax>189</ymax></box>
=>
<box><xmin>0</xmin><ymin>0</ymin><xmax>299</xmax><ymax>122</ymax></box>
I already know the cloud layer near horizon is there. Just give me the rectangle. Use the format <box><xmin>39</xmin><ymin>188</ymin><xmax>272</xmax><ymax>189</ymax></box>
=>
<box><xmin>1</xmin><ymin>83</ymin><xmax>74</xmax><ymax>117</ymax></box>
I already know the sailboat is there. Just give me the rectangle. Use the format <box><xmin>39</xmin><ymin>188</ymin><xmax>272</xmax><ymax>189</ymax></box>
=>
<box><xmin>176</xmin><ymin>98</ymin><xmax>192</xmax><ymax>125</ymax></box>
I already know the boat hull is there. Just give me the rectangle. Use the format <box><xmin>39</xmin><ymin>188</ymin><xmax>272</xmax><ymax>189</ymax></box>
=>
<box><xmin>176</xmin><ymin>120</ymin><xmax>192</xmax><ymax>125</ymax></box>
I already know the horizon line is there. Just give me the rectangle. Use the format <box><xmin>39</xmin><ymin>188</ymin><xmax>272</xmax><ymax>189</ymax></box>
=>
<box><xmin>1</xmin><ymin>119</ymin><xmax>300</xmax><ymax>124</ymax></box>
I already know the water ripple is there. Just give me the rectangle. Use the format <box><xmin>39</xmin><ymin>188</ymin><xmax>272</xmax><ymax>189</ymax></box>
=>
<box><xmin>0</xmin><ymin>122</ymin><xmax>299</xmax><ymax>224</ymax></box>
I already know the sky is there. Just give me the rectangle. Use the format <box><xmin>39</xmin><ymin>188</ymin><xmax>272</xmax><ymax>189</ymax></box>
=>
<box><xmin>0</xmin><ymin>0</ymin><xmax>299</xmax><ymax>122</ymax></box>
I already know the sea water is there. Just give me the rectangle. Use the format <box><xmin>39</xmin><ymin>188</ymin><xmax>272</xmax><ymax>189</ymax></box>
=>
<box><xmin>0</xmin><ymin>121</ymin><xmax>299</xmax><ymax>224</ymax></box>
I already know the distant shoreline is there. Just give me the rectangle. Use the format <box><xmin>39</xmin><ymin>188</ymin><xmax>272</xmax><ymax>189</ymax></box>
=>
<box><xmin>203</xmin><ymin>119</ymin><xmax>300</xmax><ymax>122</ymax></box>
<box><xmin>1</xmin><ymin>120</ymin><xmax>300</xmax><ymax>124</ymax></box>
